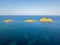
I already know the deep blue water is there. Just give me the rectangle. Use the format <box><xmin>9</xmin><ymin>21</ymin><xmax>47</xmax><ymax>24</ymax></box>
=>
<box><xmin>0</xmin><ymin>15</ymin><xmax>60</xmax><ymax>45</ymax></box>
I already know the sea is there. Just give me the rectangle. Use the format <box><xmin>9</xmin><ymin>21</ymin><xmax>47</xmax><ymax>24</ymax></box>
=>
<box><xmin>0</xmin><ymin>15</ymin><xmax>60</xmax><ymax>45</ymax></box>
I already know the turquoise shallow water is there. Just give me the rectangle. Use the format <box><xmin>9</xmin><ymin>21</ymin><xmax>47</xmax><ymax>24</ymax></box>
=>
<box><xmin>0</xmin><ymin>15</ymin><xmax>60</xmax><ymax>45</ymax></box>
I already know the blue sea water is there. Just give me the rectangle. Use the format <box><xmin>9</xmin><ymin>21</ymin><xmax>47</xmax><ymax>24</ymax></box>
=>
<box><xmin>0</xmin><ymin>15</ymin><xmax>60</xmax><ymax>45</ymax></box>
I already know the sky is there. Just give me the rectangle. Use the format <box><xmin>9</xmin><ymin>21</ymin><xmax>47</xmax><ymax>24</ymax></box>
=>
<box><xmin>0</xmin><ymin>0</ymin><xmax>60</xmax><ymax>15</ymax></box>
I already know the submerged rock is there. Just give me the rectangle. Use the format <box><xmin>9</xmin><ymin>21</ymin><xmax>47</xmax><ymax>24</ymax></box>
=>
<box><xmin>24</xmin><ymin>20</ymin><xmax>36</xmax><ymax>23</ymax></box>
<box><xmin>40</xmin><ymin>18</ymin><xmax>53</xmax><ymax>22</ymax></box>
<box><xmin>4</xmin><ymin>19</ymin><xmax>12</xmax><ymax>23</ymax></box>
